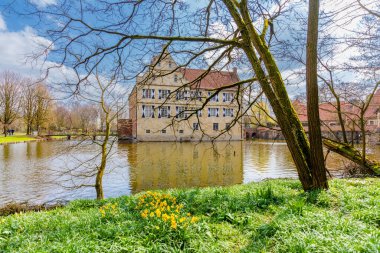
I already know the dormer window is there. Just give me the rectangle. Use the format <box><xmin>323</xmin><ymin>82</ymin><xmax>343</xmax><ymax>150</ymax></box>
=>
<box><xmin>174</xmin><ymin>74</ymin><xmax>178</xmax><ymax>82</ymax></box>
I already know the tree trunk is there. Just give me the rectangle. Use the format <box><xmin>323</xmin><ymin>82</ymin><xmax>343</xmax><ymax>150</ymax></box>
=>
<box><xmin>3</xmin><ymin>125</ymin><xmax>7</xmax><ymax>137</ymax></box>
<box><xmin>95</xmin><ymin>115</ymin><xmax>110</xmax><ymax>200</ymax></box>
<box><xmin>222</xmin><ymin>0</ymin><xmax>314</xmax><ymax>190</ymax></box>
<box><xmin>360</xmin><ymin>111</ymin><xmax>366</xmax><ymax>164</ymax></box>
<box><xmin>306</xmin><ymin>0</ymin><xmax>328</xmax><ymax>189</ymax></box>
<box><xmin>323</xmin><ymin>139</ymin><xmax>380</xmax><ymax>175</ymax></box>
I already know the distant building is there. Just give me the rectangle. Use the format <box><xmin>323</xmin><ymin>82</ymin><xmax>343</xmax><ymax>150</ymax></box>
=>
<box><xmin>121</xmin><ymin>51</ymin><xmax>243</xmax><ymax>141</ymax></box>
<box><xmin>250</xmin><ymin>90</ymin><xmax>380</xmax><ymax>143</ymax></box>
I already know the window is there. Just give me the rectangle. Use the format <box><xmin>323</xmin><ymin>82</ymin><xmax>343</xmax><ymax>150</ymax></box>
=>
<box><xmin>174</xmin><ymin>74</ymin><xmax>178</xmax><ymax>82</ymax></box>
<box><xmin>161</xmin><ymin>129</ymin><xmax>166</xmax><ymax>133</ymax></box>
<box><xmin>369</xmin><ymin>120</ymin><xmax>376</xmax><ymax>125</ymax></box>
<box><xmin>142</xmin><ymin>89</ymin><xmax>155</xmax><ymax>99</ymax></box>
<box><xmin>176</xmin><ymin>106</ymin><xmax>186</xmax><ymax>118</ymax></box>
<box><xmin>208</xmin><ymin>92</ymin><xmax>219</xmax><ymax>102</ymax></box>
<box><xmin>189</xmin><ymin>107</ymin><xmax>202</xmax><ymax>117</ymax></box>
<box><xmin>225</xmin><ymin>123</ymin><xmax>231</xmax><ymax>130</ymax></box>
<box><xmin>190</xmin><ymin>90</ymin><xmax>202</xmax><ymax>100</ymax></box>
<box><xmin>169</xmin><ymin>61</ymin><xmax>172</xmax><ymax>68</ymax></box>
<box><xmin>213</xmin><ymin>123</ymin><xmax>219</xmax><ymax>131</ymax></box>
<box><xmin>179</xmin><ymin>130</ymin><xmax>184</xmax><ymax>134</ymax></box>
<box><xmin>208</xmin><ymin>108</ymin><xmax>219</xmax><ymax>117</ymax></box>
<box><xmin>158</xmin><ymin>106</ymin><xmax>170</xmax><ymax>118</ymax></box>
<box><xmin>158</xmin><ymin>89</ymin><xmax>170</xmax><ymax>99</ymax></box>
<box><xmin>146</xmin><ymin>129</ymin><xmax>150</xmax><ymax>133</ymax></box>
<box><xmin>176</xmin><ymin>90</ymin><xmax>188</xmax><ymax>100</ymax></box>
<box><xmin>193</xmin><ymin>123</ymin><xmax>199</xmax><ymax>130</ymax></box>
<box><xmin>142</xmin><ymin>105</ymin><xmax>155</xmax><ymax>118</ymax></box>
<box><xmin>223</xmin><ymin>92</ymin><xmax>234</xmax><ymax>102</ymax></box>
<box><xmin>223</xmin><ymin>108</ymin><xmax>234</xmax><ymax>117</ymax></box>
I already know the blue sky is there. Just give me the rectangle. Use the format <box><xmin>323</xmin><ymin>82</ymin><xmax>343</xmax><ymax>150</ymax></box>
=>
<box><xmin>0</xmin><ymin>0</ymin><xmax>376</xmax><ymax>99</ymax></box>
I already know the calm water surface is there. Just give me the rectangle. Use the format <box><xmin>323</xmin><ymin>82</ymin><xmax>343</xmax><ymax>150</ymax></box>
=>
<box><xmin>0</xmin><ymin>140</ymin><xmax>379</xmax><ymax>206</ymax></box>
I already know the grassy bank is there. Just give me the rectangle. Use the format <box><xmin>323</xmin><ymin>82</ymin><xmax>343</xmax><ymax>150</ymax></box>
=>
<box><xmin>1</xmin><ymin>178</ymin><xmax>379</xmax><ymax>252</ymax></box>
<box><xmin>0</xmin><ymin>134</ymin><xmax>37</xmax><ymax>144</ymax></box>
<box><xmin>0</xmin><ymin>134</ymin><xmax>68</xmax><ymax>144</ymax></box>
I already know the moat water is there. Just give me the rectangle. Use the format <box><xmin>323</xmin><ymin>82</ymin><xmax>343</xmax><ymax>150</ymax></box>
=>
<box><xmin>1</xmin><ymin>140</ymin><xmax>379</xmax><ymax>206</ymax></box>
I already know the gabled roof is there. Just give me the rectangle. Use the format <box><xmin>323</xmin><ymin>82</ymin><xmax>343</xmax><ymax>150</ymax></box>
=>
<box><xmin>180</xmin><ymin>68</ymin><xmax>239</xmax><ymax>90</ymax></box>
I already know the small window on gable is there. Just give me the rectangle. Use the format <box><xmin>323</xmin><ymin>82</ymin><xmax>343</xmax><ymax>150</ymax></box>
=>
<box><xmin>174</xmin><ymin>74</ymin><xmax>178</xmax><ymax>82</ymax></box>
<box><xmin>146</xmin><ymin>129</ymin><xmax>150</xmax><ymax>133</ymax></box>
<box><xmin>161</xmin><ymin>129</ymin><xmax>166</xmax><ymax>133</ymax></box>
<box><xmin>179</xmin><ymin>130</ymin><xmax>184</xmax><ymax>134</ymax></box>
<box><xmin>169</xmin><ymin>61</ymin><xmax>172</xmax><ymax>68</ymax></box>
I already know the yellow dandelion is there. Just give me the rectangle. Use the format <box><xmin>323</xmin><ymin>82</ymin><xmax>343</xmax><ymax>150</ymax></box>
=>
<box><xmin>171</xmin><ymin>221</ymin><xmax>177</xmax><ymax>229</ymax></box>
<box><xmin>191</xmin><ymin>217</ymin><xmax>199</xmax><ymax>223</ymax></box>
<box><xmin>179</xmin><ymin>217</ymin><xmax>186</xmax><ymax>223</ymax></box>
<box><xmin>155</xmin><ymin>209</ymin><xmax>161</xmax><ymax>217</ymax></box>
<box><xmin>150</xmin><ymin>212</ymin><xmax>155</xmax><ymax>217</ymax></box>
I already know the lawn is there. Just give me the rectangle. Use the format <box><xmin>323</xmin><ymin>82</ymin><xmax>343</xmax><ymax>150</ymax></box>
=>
<box><xmin>0</xmin><ymin>178</ymin><xmax>379</xmax><ymax>252</ymax></box>
<box><xmin>0</xmin><ymin>134</ymin><xmax>37</xmax><ymax>144</ymax></box>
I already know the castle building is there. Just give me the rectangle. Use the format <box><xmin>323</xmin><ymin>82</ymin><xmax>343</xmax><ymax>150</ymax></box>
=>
<box><xmin>126</xmin><ymin>51</ymin><xmax>243</xmax><ymax>141</ymax></box>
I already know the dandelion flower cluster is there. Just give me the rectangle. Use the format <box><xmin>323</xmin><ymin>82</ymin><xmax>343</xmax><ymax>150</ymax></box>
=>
<box><xmin>99</xmin><ymin>203</ymin><xmax>118</xmax><ymax>218</ymax></box>
<box><xmin>136</xmin><ymin>191</ymin><xmax>199</xmax><ymax>230</ymax></box>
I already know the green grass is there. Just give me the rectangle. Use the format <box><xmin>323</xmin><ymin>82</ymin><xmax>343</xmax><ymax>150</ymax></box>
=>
<box><xmin>0</xmin><ymin>134</ymin><xmax>37</xmax><ymax>144</ymax></box>
<box><xmin>49</xmin><ymin>135</ymin><xmax>67</xmax><ymax>140</ymax></box>
<box><xmin>1</xmin><ymin>178</ymin><xmax>379</xmax><ymax>252</ymax></box>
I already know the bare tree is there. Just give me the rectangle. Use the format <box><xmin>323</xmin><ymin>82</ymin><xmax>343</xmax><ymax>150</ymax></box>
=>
<box><xmin>33</xmin><ymin>84</ymin><xmax>52</xmax><ymax>135</ymax></box>
<box><xmin>306</xmin><ymin>0</ymin><xmax>328</xmax><ymax>188</ymax></box>
<box><xmin>22</xmin><ymin>80</ymin><xmax>36</xmax><ymax>135</ymax></box>
<box><xmin>0</xmin><ymin>71</ymin><xmax>22</xmax><ymax>136</ymax></box>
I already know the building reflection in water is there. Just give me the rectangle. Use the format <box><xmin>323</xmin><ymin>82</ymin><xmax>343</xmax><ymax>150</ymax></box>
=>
<box><xmin>124</xmin><ymin>142</ymin><xmax>243</xmax><ymax>194</ymax></box>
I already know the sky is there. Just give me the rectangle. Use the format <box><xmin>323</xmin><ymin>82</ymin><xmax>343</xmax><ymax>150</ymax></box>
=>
<box><xmin>0</xmin><ymin>0</ymin><xmax>377</xmax><ymax>99</ymax></box>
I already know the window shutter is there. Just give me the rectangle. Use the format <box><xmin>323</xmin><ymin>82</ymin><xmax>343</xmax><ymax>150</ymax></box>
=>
<box><xmin>158</xmin><ymin>90</ymin><xmax>162</xmax><ymax>99</ymax></box>
<box><xmin>223</xmin><ymin>108</ymin><xmax>226</xmax><ymax>117</ymax></box>
<box><xmin>151</xmin><ymin>106</ymin><xmax>155</xmax><ymax>118</ymax></box>
<box><xmin>152</xmin><ymin>89</ymin><xmax>155</xmax><ymax>99</ymax></box>
<box><xmin>198</xmin><ymin>110</ymin><xmax>202</xmax><ymax>117</ymax></box>
<box><xmin>142</xmin><ymin>89</ymin><xmax>146</xmax><ymax>99</ymax></box>
<box><xmin>176</xmin><ymin>106</ymin><xmax>179</xmax><ymax>118</ymax></box>
<box><xmin>223</xmin><ymin>93</ymin><xmax>226</xmax><ymax>102</ymax></box>
<box><xmin>208</xmin><ymin>108</ymin><xmax>210</xmax><ymax>117</ymax></box>
<box><xmin>216</xmin><ymin>108</ymin><xmax>219</xmax><ymax>117</ymax></box>
<box><xmin>158</xmin><ymin>107</ymin><xmax>161</xmax><ymax>118</ymax></box>
<box><xmin>168</xmin><ymin>106</ymin><xmax>171</xmax><ymax>118</ymax></box>
<box><xmin>216</xmin><ymin>94</ymin><xmax>219</xmax><ymax>102</ymax></box>
<box><xmin>142</xmin><ymin>105</ymin><xmax>145</xmax><ymax>118</ymax></box>
<box><xmin>231</xmin><ymin>109</ymin><xmax>234</xmax><ymax>117</ymax></box>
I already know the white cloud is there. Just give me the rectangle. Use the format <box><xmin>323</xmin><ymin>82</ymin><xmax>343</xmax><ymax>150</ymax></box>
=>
<box><xmin>0</xmin><ymin>14</ymin><xmax>6</xmax><ymax>31</ymax></box>
<box><xmin>29</xmin><ymin>0</ymin><xmax>57</xmax><ymax>9</ymax></box>
<box><xmin>0</xmin><ymin>20</ymin><xmax>80</xmax><ymax>99</ymax></box>
<box><xmin>0</xmin><ymin>26</ymin><xmax>52</xmax><ymax>74</ymax></box>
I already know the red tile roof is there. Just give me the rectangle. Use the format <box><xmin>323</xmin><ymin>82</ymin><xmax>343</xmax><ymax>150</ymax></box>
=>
<box><xmin>180</xmin><ymin>68</ymin><xmax>239</xmax><ymax>90</ymax></box>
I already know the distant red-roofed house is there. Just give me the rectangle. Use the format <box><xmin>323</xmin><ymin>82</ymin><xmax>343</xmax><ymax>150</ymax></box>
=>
<box><xmin>250</xmin><ymin>91</ymin><xmax>380</xmax><ymax>143</ymax></box>
<box><xmin>121</xmin><ymin>51</ymin><xmax>243</xmax><ymax>141</ymax></box>
<box><xmin>291</xmin><ymin>92</ymin><xmax>380</xmax><ymax>143</ymax></box>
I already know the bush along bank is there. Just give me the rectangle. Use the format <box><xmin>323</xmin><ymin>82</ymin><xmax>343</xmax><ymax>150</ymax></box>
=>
<box><xmin>0</xmin><ymin>178</ymin><xmax>379</xmax><ymax>252</ymax></box>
